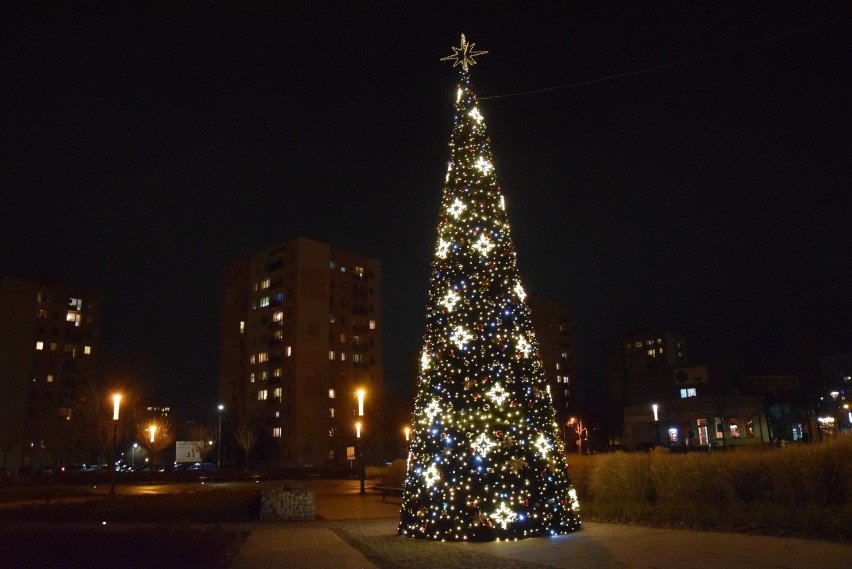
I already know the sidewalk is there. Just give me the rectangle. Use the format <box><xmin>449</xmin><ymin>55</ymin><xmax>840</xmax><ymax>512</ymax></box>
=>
<box><xmin>232</xmin><ymin>479</ymin><xmax>852</xmax><ymax>569</ymax></box>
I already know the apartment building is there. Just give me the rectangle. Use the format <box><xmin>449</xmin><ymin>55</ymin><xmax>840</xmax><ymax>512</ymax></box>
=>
<box><xmin>219</xmin><ymin>237</ymin><xmax>382</xmax><ymax>469</ymax></box>
<box><xmin>0</xmin><ymin>275</ymin><xmax>101</xmax><ymax>472</ymax></box>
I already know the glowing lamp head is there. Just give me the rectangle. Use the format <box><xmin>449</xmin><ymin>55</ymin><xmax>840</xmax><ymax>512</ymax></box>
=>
<box><xmin>112</xmin><ymin>393</ymin><xmax>122</xmax><ymax>421</ymax></box>
<box><xmin>149</xmin><ymin>424</ymin><xmax>157</xmax><ymax>443</ymax></box>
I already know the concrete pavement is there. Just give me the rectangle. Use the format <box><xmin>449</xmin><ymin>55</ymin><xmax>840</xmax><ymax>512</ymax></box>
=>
<box><xmin>232</xmin><ymin>478</ymin><xmax>852</xmax><ymax>569</ymax></box>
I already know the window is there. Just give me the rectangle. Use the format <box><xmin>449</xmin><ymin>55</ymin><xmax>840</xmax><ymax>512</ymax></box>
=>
<box><xmin>38</xmin><ymin>309</ymin><xmax>47</xmax><ymax>319</ymax></box>
<box><xmin>729</xmin><ymin>419</ymin><xmax>740</xmax><ymax>438</ymax></box>
<box><xmin>668</xmin><ymin>428</ymin><xmax>679</xmax><ymax>442</ymax></box>
<box><xmin>249</xmin><ymin>372</ymin><xmax>256</xmax><ymax>383</ymax></box>
<box><xmin>340</xmin><ymin>333</ymin><xmax>347</xmax><ymax>344</ymax></box>
<box><xmin>562</xmin><ymin>375</ymin><xmax>570</xmax><ymax>384</ymax></box>
<box><xmin>353</xmin><ymin>354</ymin><xmax>365</xmax><ymax>364</ymax></box>
<box><xmin>274</xmin><ymin>387</ymin><xmax>282</xmax><ymax>399</ymax></box>
<box><xmin>68</xmin><ymin>298</ymin><xmax>82</xmax><ymax>310</ymax></box>
<box><xmin>745</xmin><ymin>418</ymin><xmax>755</xmax><ymax>438</ymax></box>
<box><xmin>272</xmin><ymin>310</ymin><xmax>284</xmax><ymax>323</ymax></box>
<box><xmin>36</xmin><ymin>341</ymin><xmax>44</xmax><ymax>351</ymax></box>
<box><xmin>273</xmin><ymin>292</ymin><xmax>284</xmax><ymax>304</ymax></box>
<box><xmin>340</xmin><ymin>352</ymin><xmax>346</xmax><ymax>361</ymax></box>
<box><xmin>369</xmin><ymin>320</ymin><xmax>376</xmax><ymax>330</ymax></box>
<box><xmin>329</xmin><ymin>261</ymin><xmax>336</xmax><ymax>270</ymax></box>
<box><xmin>258</xmin><ymin>352</ymin><xmax>268</xmax><ymax>363</ymax></box>
<box><xmin>329</xmin><ymin>351</ymin><xmax>335</xmax><ymax>360</ymax></box>
<box><xmin>330</xmin><ymin>315</ymin><xmax>336</xmax><ymax>324</ymax></box>
<box><xmin>647</xmin><ymin>349</ymin><xmax>655</xmax><ymax>357</ymax></box>
<box><xmin>38</xmin><ymin>292</ymin><xmax>49</xmax><ymax>303</ymax></box>
<box><xmin>354</xmin><ymin>266</ymin><xmax>364</xmax><ymax>277</ymax></box>
<box><xmin>285</xmin><ymin>346</ymin><xmax>292</xmax><ymax>357</ymax></box>
<box><xmin>66</xmin><ymin>311</ymin><xmax>81</xmax><ymax>327</ymax></box>
<box><xmin>260</xmin><ymin>296</ymin><xmax>270</xmax><ymax>308</ymax></box>
<box><xmin>715</xmin><ymin>418</ymin><xmax>724</xmax><ymax>440</ymax></box>
<box><xmin>329</xmin><ymin>407</ymin><xmax>335</xmax><ymax>418</ymax></box>
<box><xmin>50</xmin><ymin>342</ymin><xmax>57</xmax><ymax>351</ymax></box>
<box><xmin>240</xmin><ymin>321</ymin><xmax>245</xmax><ymax>334</ymax></box>
<box><xmin>260</xmin><ymin>278</ymin><xmax>271</xmax><ymax>289</ymax></box>
<box><xmin>250</xmin><ymin>355</ymin><xmax>257</xmax><ymax>365</ymax></box>
<box><xmin>260</xmin><ymin>370</ymin><xmax>269</xmax><ymax>381</ymax></box>
<box><xmin>258</xmin><ymin>389</ymin><xmax>268</xmax><ymax>401</ymax></box>
<box><xmin>352</xmin><ymin>335</ymin><xmax>360</xmax><ymax>346</ymax></box>
<box><xmin>273</xmin><ymin>427</ymin><xmax>282</xmax><ymax>438</ymax></box>
<box><xmin>84</xmin><ymin>346</ymin><xmax>91</xmax><ymax>355</ymax></box>
<box><xmin>47</xmin><ymin>374</ymin><xmax>54</xmax><ymax>383</ymax></box>
<box><xmin>328</xmin><ymin>389</ymin><xmax>335</xmax><ymax>399</ymax></box>
<box><xmin>679</xmin><ymin>388</ymin><xmax>697</xmax><ymax>398</ymax></box>
<box><xmin>273</xmin><ymin>368</ymin><xmax>282</xmax><ymax>378</ymax></box>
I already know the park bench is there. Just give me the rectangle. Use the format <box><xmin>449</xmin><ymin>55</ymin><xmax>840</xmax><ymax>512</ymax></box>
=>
<box><xmin>373</xmin><ymin>485</ymin><xmax>403</xmax><ymax>501</ymax></box>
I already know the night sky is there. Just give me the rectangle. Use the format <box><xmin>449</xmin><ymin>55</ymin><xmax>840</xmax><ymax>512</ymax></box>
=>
<box><xmin>3</xmin><ymin>3</ymin><xmax>851</xmax><ymax>413</ymax></box>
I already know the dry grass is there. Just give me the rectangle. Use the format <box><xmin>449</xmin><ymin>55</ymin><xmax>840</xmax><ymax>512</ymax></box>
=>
<box><xmin>579</xmin><ymin>437</ymin><xmax>852</xmax><ymax>540</ymax></box>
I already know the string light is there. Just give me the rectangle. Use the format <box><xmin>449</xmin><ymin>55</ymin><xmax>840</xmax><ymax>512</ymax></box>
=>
<box><xmin>399</xmin><ymin>35</ymin><xmax>581</xmax><ymax>542</ymax></box>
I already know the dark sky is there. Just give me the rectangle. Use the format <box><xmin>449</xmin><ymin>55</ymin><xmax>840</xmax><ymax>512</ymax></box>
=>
<box><xmin>3</xmin><ymin>3</ymin><xmax>851</xmax><ymax>413</ymax></box>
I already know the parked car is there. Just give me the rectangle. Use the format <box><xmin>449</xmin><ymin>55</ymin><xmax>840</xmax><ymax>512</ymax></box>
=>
<box><xmin>187</xmin><ymin>462</ymin><xmax>216</xmax><ymax>472</ymax></box>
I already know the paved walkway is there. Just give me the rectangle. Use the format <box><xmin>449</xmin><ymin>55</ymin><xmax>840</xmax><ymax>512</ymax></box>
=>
<box><xmin>232</xmin><ymin>479</ymin><xmax>852</xmax><ymax>569</ymax></box>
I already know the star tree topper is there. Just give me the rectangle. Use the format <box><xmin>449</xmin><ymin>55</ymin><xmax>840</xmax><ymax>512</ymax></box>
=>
<box><xmin>440</xmin><ymin>33</ymin><xmax>488</xmax><ymax>71</ymax></box>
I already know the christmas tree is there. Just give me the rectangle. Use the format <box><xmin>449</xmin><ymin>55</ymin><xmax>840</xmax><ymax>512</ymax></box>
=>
<box><xmin>398</xmin><ymin>35</ymin><xmax>582</xmax><ymax>542</ymax></box>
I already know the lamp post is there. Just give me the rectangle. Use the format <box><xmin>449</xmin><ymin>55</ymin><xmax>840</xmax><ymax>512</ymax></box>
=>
<box><xmin>132</xmin><ymin>443</ymin><xmax>138</xmax><ymax>470</ymax></box>
<box><xmin>356</xmin><ymin>388</ymin><xmax>366</xmax><ymax>495</ymax></box>
<box><xmin>652</xmin><ymin>404</ymin><xmax>661</xmax><ymax>445</ymax></box>
<box><xmin>110</xmin><ymin>393</ymin><xmax>121</xmax><ymax>495</ymax></box>
<box><xmin>217</xmin><ymin>404</ymin><xmax>224</xmax><ymax>468</ymax></box>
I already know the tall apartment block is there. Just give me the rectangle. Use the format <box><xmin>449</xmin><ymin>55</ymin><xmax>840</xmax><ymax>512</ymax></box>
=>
<box><xmin>219</xmin><ymin>237</ymin><xmax>382</xmax><ymax>469</ymax></box>
<box><xmin>527</xmin><ymin>294</ymin><xmax>579</xmax><ymax>431</ymax></box>
<box><xmin>0</xmin><ymin>275</ymin><xmax>101</xmax><ymax>472</ymax></box>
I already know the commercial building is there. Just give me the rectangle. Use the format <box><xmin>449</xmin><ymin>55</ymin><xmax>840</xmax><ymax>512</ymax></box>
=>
<box><xmin>0</xmin><ymin>275</ymin><xmax>101</xmax><ymax>472</ymax></box>
<box><xmin>219</xmin><ymin>237</ymin><xmax>382</xmax><ymax>469</ymax></box>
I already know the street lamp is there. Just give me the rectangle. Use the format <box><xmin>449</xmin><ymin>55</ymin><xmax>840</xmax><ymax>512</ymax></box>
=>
<box><xmin>110</xmin><ymin>393</ymin><xmax>121</xmax><ymax>495</ymax></box>
<box><xmin>355</xmin><ymin>388</ymin><xmax>366</xmax><ymax>495</ymax></box>
<box><xmin>652</xmin><ymin>404</ymin><xmax>661</xmax><ymax>445</ymax></box>
<box><xmin>132</xmin><ymin>443</ymin><xmax>138</xmax><ymax>469</ymax></box>
<box><xmin>217</xmin><ymin>404</ymin><xmax>224</xmax><ymax>468</ymax></box>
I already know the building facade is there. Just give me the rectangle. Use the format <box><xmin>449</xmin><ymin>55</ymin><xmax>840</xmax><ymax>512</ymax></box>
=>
<box><xmin>219</xmin><ymin>237</ymin><xmax>382</xmax><ymax>469</ymax></box>
<box><xmin>527</xmin><ymin>294</ymin><xmax>579</xmax><ymax>434</ymax></box>
<box><xmin>0</xmin><ymin>275</ymin><xmax>101</xmax><ymax>472</ymax></box>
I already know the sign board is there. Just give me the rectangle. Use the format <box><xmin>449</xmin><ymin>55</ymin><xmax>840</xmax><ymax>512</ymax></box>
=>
<box><xmin>175</xmin><ymin>441</ymin><xmax>205</xmax><ymax>463</ymax></box>
<box><xmin>346</xmin><ymin>446</ymin><xmax>355</xmax><ymax>461</ymax></box>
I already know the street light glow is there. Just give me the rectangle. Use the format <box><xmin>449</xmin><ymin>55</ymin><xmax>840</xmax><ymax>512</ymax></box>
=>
<box><xmin>356</xmin><ymin>389</ymin><xmax>365</xmax><ymax>417</ymax></box>
<box><xmin>404</xmin><ymin>426</ymin><xmax>410</xmax><ymax>441</ymax></box>
<box><xmin>149</xmin><ymin>424</ymin><xmax>157</xmax><ymax>443</ymax></box>
<box><xmin>652</xmin><ymin>404</ymin><xmax>659</xmax><ymax>422</ymax></box>
<box><xmin>112</xmin><ymin>393</ymin><xmax>122</xmax><ymax>421</ymax></box>
<box><xmin>356</xmin><ymin>421</ymin><xmax>362</xmax><ymax>438</ymax></box>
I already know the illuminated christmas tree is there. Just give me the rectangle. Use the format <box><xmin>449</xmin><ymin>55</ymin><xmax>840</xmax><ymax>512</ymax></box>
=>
<box><xmin>398</xmin><ymin>35</ymin><xmax>582</xmax><ymax>542</ymax></box>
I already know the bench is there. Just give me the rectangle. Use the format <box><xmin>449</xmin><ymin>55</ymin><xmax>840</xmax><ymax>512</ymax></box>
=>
<box><xmin>373</xmin><ymin>485</ymin><xmax>403</xmax><ymax>501</ymax></box>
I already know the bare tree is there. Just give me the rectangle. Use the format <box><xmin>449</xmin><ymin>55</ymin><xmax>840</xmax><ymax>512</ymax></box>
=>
<box><xmin>232</xmin><ymin>419</ymin><xmax>260</xmax><ymax>472</ymax></box>
<box><xmin>185</xmin><ymin>423</ymin><xmax>216</xmax><ymax>463</ymax></box>
<box><xmin>137</xmin><ymin>416</ymin><xmax>175</xmax><ymax>476</ymax></box>
<box><xmin>567</xmin><ymin>417</ymin><xmax>588</xmax><ymax>455</ymax></box>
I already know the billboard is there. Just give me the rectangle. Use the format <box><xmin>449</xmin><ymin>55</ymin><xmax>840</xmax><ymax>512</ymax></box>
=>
<box><xmin>175</xmin><ymin>441</ymin><xmax>206</xmax><ymax>463</ymax></box>
<box><xmin>673</xmin><ymin>366</ymin><xmax>708</xmax><ymax>385</ymax></box>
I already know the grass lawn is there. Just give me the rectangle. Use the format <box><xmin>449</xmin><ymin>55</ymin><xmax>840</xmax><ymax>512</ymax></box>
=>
<box><xmin>0</xmin><ymin>484</ymin><xmax>260</xmax><ymax>569</ymax></box>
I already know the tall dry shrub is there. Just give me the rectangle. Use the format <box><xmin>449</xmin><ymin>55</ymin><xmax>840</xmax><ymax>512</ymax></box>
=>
<box><xmin>589</xmin><ymin>452</ymin><xmax>654</xmax><ymax>505</ymax></box>
<box><xmin>650</xmin><ymin>453</ymin><xmax>736</xmax><ymax>504</ymax></box>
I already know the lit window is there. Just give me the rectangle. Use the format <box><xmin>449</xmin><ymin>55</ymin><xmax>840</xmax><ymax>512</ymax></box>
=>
<box><xmin>274</xmin><ymin>387</ymin><xmax>282</xmax><ymax>399</ymax></box>
<box><xmin>354</xmin><ymin>266</ymin><xmax>364</xmax><ymax>277</ymax></box>
<box><xmin>274</xmin><ymin>329</ymin><xmax>283</xmax><ymax>340</ymax></box>
<box><xmin>329</xmin><ymin>351</ymin><xmax>335</xmax><ymax>360</ymax></box>
<box><xmin>554</xmin><ymin>362</ymin><xmax>560</xmax><ymax>370</ymax></box>
<box><xmin>679</xmin><ymin>388</ymin><xmax>696</xmax><ymax>398</ymax></box>
<box><xmin>47</xmin><ymin>374</ymin><xmax>54</xmax><ymax>383</ymax></box>
<box><xmin>285</xmin><ymin>346</ymin><xmax>292</xmax><ymax>357</ymax></box>
<box><xmin>745</xmin><ymin>418</ymin><xmax>755</xmax><ymax>437</ymax></box>
<box><xmin>729</xmin><ymin>420</ymin><xmax>740</xmax><ymax>438</ymax></box>
<box><xmin>340</xmin><ymin>266</ymin><xmax>346</xmax><ymax>272</ymax></box>
<box><xmin>260</xmin><ymin>296</ymin><xmax>270</xmax><ymax>308</ymax></box>
<box><xmin>258</xmin><ymin>389</ymin><xmax>268</xmax><ymax>401</ymax></box>
<box><xmin>258</xmin><ymin>352</ymin><xmax>268</xmax><ymax>363</ymax></box>
<box><xmin>68</xmin><ymin>298</ymin><xmax>82</xmax><ymax>310</ymax></box>
<box><xmin>272</xmin><ymin>311</ymin><xmax>284</xmax><ymax>323</ymax></box>
<box><xmin>250</xmin><ymin>355</ymin><xmax>257</xmax><ymax>365</ymax></box>
<box><xmin>66</xmin><ymin>311</ymin><xmax>81</xmax><ymax>327</ymax></box>
<box><xmin>249</xmin><ymin>373</ymin><xmax>255</xmax><ymax>383</ymax></box>
<box><xmin>38</xmin><ymin>309</ymin><xmax>47</xmax><ymax>319</ymax></box>
<box><xmin>35</xmin><ymin>341</ymin><xmax>44</xmax><ymax>351</ymax></box>
<box><xmin>273</xmin><ymin>427</ymin><xmax>282</xmax><ymax>438</ymax></box>
<box><xmin>353</xmin><ymin>354</ymin><xmax>364</xmax><ymax>364</ymax></box>
<box><xmin>668</xmin><ymin>428</ymin><xmax>678</xmax><ymax>442</ymax></box>
<box><xmin>273</xmin><ymin>368</ymin><xmax>282</xmax><ymax>378</ymax></box>
<box><xmin>352</xmin><ymin>335</ymin><xmax>360</xmax><ymax>346</ymax></box>
<box><xmin>84</xmin><ymin>346</ymin><xmax>91</xmax><ymax>355</ymax></box>
<box><xmin>329</xmin><ymin>407</ymin><xmax>335</xmax><ymax>418</ymax></box>
<box><xmin>328</xmin><ymin>389</ymin><xmax>336</xmax><ymax>399</ymax></box>
<box><xmin>261</xmin><ymin>278</ymin><xmax>270</xmax><ymax>289</ymax></box>
<box><xmin>340</xmin><ymin>333</ymin><xmax>347</xmax><ymax>343</ymax></box>
<box><xmin>273</xmin><ymin>292</ymin><xmax>284</xmax><ymax>304</ymax></box>
<box><xmin>340</xmin><ymin>352</ymin><xmax>346</xmax><ymax>361</ymax></box>
<box><xmin>562</xmin><ymin>376</ymin><xmax>570</xmax><ymax>384</ymax></box>
<box><xmin>634</xmin><ymin>341</ymin><xmax>642</xmax><ymax>348</ymax></box>
<box><xmin>647</xmin><ymin>349</ymin><xmax>655</xmax><ymax>357</ymax></box>
<box><xmin>275</xmin><ymin>411</ymin><xmax>280</xmax><ymax>418</ymax></box>
<box><xmin>369</xmin><ymin>320</ymin><xmax>376</xmax><ymax>330</ymax></box>
<box><xmin>329</xmin><ymin>261</ymin><xmax>336</xmax><ymax>270</ymax></box>
<box><xmin>240</xmin><ymin>321</ymin><xmax>245</xmax><ymax>334</ymax></box>
<box><xmin>260</xmin><ymin>370</ymin><xmax>269</xmax><ymax>381</ymax></box>
<box><xmin>50</xmin><ymin>342</ymin><xmax>57</xmax><ymax>351</ymax></box>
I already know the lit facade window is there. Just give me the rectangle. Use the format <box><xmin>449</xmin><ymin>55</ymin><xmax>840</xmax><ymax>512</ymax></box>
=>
<box><xmin>340</xmin><ymin>333</ymin><xmax>347</xmax><ymax>343</ymax></box>
<box><xmin>369</xmin><ymin>320</ymin><xmax>376</xmax><ymax>330</ymax></box>
<box><xmin>260</xmin><ymin>370</ymin><xmax>269</xmax><ymax>381</ymax></box>
<box><xmin>354</xmin><ymin>266</ymin><xmax>365</xmax><ymax>277</ymax></box>
<box><xmin>353</xmin><ymin>354</ymin><xmax>365</xmax><ymax>364</ymax></box>
<box><xmin>68</xmin><ymin>297</ymin><xmax>82</xmax><ymax>310</ymax></box>
<box><xmin>35</xmin><ymin>341</ymin><xmax>44</xmax><ymax>351</ymax></box>
<box><xmin>340</xmin><ymin>352</ymin><xmax>346</xmax><ymax>361</ymax></box>
<box><xmin>261</xmin><ymin>278</ymin><xmax>271</xmax><ymax>289</ymax></box>
<box><xmin>260</xmin><ymin>296</ymin><xmax>270</xmax><ymax>308</ymax></box>
<box><xmin>66</xmin><ymin>312</ymin><xmax>81</xmax><ymax>326</ymax></box>
<box><xmin>240</xmin><ymin>321</ymin><xmax>245</xmax><ymax>334</ymax></box>
<box><xmin>273</xmin><ymin>427</ymin><xmax>282</xmax><ymax>438</ymax></box>
<box><xmin>273</xmin><ymin>368</ymin><xmax>282</xmax><ymax>378</ymax></box>
<box><xmin>258</xmin><ymin>352</ymin><xmax>268</xmax><ymax>363</ymax></box>
<box><xmin>328</xmin><ymin>389</ymin><xmax>335</xmax><ymax>399</ymax></box>
<box><xmin>250</xmin><ymin>355</ymin><xmax>256</xmax><ymax>365</ymax></box>
<box><xmin>285</xmin><ymin>346</ymin><xmax>292</xmax><ymax>357</ymax></box>
<box><xmin>274</xmin><ymin>330</ymin><xmax>283</xmax><ymax>340</ymax></box>
<box><xmin>668</xmin><ymin>428</ymin><xmax>679</xmax><ymax>442</ymax></box>
<box><xmin>329</xmin><ymin>407</ymin><xmax>335</xmax><ymax>418</ymax></box>
<box><xmin>679</xmin><ymin>388</ymin><xmax>697</xmax><ymax>398</ymax></box>
<box><xmin>329</xmin><ymin>351</ymin><xmax>335</xmax><ymax>360</ymax></box>
<box><xmin>258</xmin><ymin>389</ymin><xmax>268</xmax><ymax>401</ymax></box>
<box><xmin>274</xmin><ymin>387</ymin><xmax>282</xmax><ymax>399</ymax></box>
<box><xmin>50</xmin><ymin>342</ymin><xmax>57</xmax><ymax>351</ymax></box>
<box><xmin>272</xmin><ymin>310</ymin><xmax>284</xmax><ymax>323</ymax></box>
<box><xmin>47</xmin><ymin>374</ymin><xmax>54</xmax><ymax>383</ymax></box>
<box><xmin>84</xmin><ymin>346</ymin><xmax>91</xmax><ymax>355</ymax></box>
<box><xmin>249</xmin><ymin>373</ymin><xmax>255</xmax><ymax>383</ymax></box>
